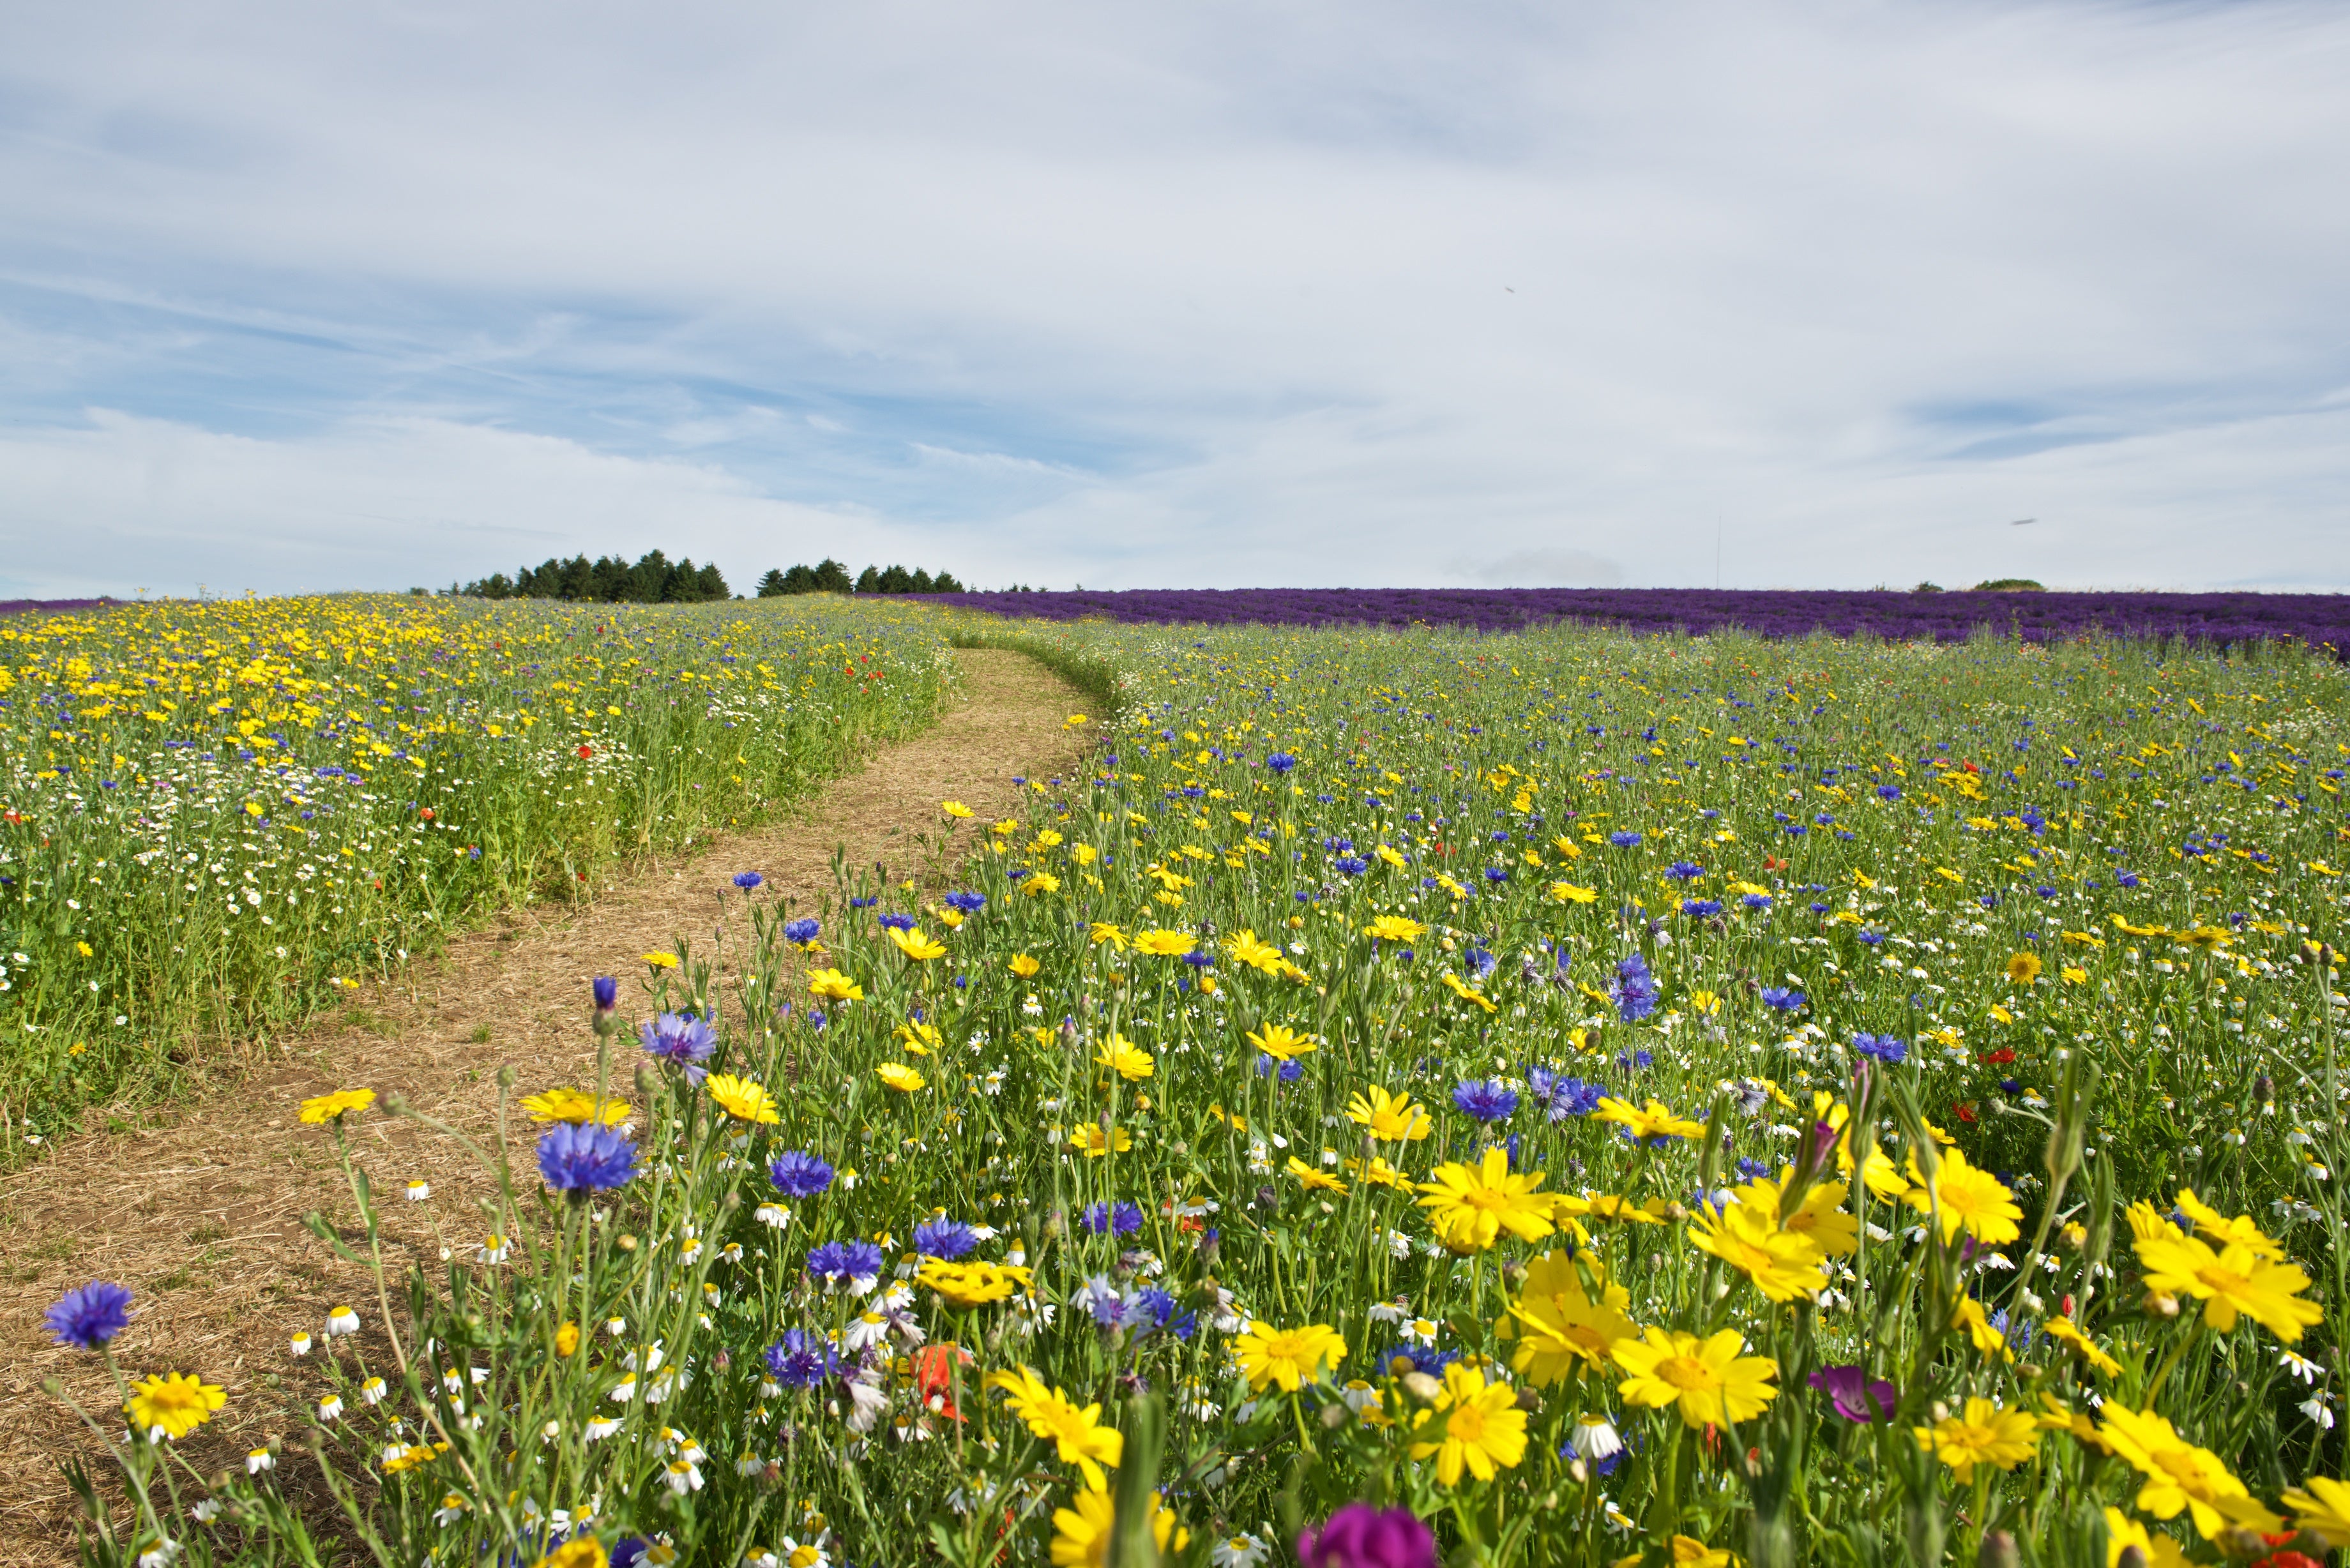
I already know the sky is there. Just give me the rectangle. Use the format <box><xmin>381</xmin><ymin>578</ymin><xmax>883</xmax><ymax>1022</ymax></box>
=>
<box><xmin>3</xmin><ymin>1</ymin><xmax>2347</xmax><ymax>600</ymax></box>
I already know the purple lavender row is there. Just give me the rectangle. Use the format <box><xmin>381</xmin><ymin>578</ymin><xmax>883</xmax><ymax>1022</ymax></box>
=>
<box><xmin>918</xmin><ymin>586</ymin><xmax>2350</xmax><ymax>654</ymax></box>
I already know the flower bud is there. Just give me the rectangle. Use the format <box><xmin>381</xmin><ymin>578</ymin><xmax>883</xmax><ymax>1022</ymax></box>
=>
<box><xmin>2146</xmin><ymin>1290</ymin><xmax>2180</xmax><ymax>1318</ymax></box>
<box><xmin>1400</xmin><ymin>1372</ymin><xmax>1444</xmax><ymax>1406</ymax></box>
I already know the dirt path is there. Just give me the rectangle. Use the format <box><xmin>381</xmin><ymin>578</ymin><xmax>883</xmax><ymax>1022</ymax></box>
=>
<box><xmin>0</xmin><ymin>648</ymin><xmax>1091</xmax><ymax>1562</ymax></box>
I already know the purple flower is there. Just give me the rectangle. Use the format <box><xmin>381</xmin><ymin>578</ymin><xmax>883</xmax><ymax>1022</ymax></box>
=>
<box><xmin>807</xmin><ymin>1240</ymin><xmax>884</xmax><ymax>1288</ymax></box>
<box><xmin>733</xmin><ymin>871</ymin><xmax>763</xmax><ymax>891</ymax></box>
<box><xmin>1853</xmin><ymin>1033</ymin><xmax>1907</xmax><ymax>1064</ymax></box>
<box><xmin>1452</xmin><ymin>1079</ymin><xmax>1519</xmax><ymax>1124</ymax></box>
<box><xmin>1528</xmin><ymin>1069</ymin><xmax>1604</xmax><ymax>1120</ymax></box>
<box><xmin>1808</xmin><ymin>1364</ymin><xmax>1896</xmax><ymax>1424</ymax></box>
<box><xmin>1266</xmin><ymin>752</ymin><xmax>1298</xmax><ymax>773</ymax></box>
<box><xmin>1759</xmin><ymin>986</ymin><xmax>1804</xmax><ymax>1013</ymax></box>
<box><xmin>914</xmin><ymin>1217</ymin><xmax>978</xmax><ymax>1260</ymax></box>
<box><xmin>1667</xmin><ymin>860</ymin><xmax>1704</xmax><ymax>880</ymax></box>
<box><xmin>877</xmin><ymin>912</ymin><xmax>916</xmax><ymax>931</ymax></box>
<box><xmin>591</xmin><ymin>976</ymin><xmax>619</xmax><ymax>1012</ymax></box>
<box><xmin>536</xmin><ymin>1122</ymin><xmax>639</xmax><ymax>1192</ymax></box>
<box><xmin>784</xmin><ymin>917</ymin><xmax>821</xmax><ymax>945</ymax></box>
<box><xmin>768</xmin><ymin>1149</ymin><xmax>835</xmax><ymax>1198</ymax></box>
<box><xmin>1610</xmin><ymin>953</ymin><xmax>1658</xmax><ymax>1021</ymax></box>
<box><xmin>1608</xmin><ymin>831</ymin><xmax>1642</xmax><ymax>848</ymax></box>
<box><xmin>764</xmin><ymin>1328</ymin><xmax>839</xmax><ymax>1389</ymax></box>
<box><xmin>639</xmin><ymin>1011</ymin><xmax>717</xmax><ymax>1085</ymax></box>
<box><xmin>1080</xmin><ymin>1200</ymin><xmax>1146</xmax><ymax>1236</ymax></box>
<box><xmin>44</xmin><ymin>1281</ymin><xmax>132</xmax><ymax>1350</ymax></box>
<box><xmin>1681</xmin><ymin>898</ymin><xmax>1722</xmax><ymax>918</ymax></box>
<box><xmin>1298</xmin><ymin>1504</ymin><xmax>1438</xmax><ymax>1568</ymax></box>
<box><xmin>941</xmin><ymin>891</ymin><xmax>987</xmax><ymax>914</ymax></box>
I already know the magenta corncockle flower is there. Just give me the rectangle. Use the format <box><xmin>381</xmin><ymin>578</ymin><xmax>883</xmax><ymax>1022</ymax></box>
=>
<box><xmin>1808</xmin><ymin>1364</ymin><xmax>1896</xmax><ymax>1424</ymax></box>
<box><xmin>1297</xmin><ymin>1504</ymin><xmax>1437</xmax><ymax>1568</ymax></box>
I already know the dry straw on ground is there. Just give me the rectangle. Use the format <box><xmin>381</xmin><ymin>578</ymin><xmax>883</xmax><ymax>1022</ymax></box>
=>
<box><xmin>0</xmin><ymin>648</ymin><xmax>1091</xmax><ymax>1564</ymax></box>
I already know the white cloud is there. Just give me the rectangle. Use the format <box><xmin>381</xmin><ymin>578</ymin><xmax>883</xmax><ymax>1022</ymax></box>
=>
<box><xmin>0</xmin><ymin>411</ymin><xmax>902</xmax><ymax>598</ymax></box>
<box><xmin>1</xmin><ymin>2</ymin><xmax>2347</xmax><ymax>594</ymax></box>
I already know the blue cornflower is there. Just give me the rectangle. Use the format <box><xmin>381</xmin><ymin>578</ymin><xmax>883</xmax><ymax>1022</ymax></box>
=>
<box><xmin>1734</xmin><ymin>1157</ymin><xmax>1772</xmax><ymax>1182</ymax></box>
<box><xmin>914</xmin><ymin>1217</ymin><xmax>978</xmax><ymax>1260</ymax></box>
<box><xmin>1323</xmin><ymin>836</ymin><xmax>1354</xmax><ymax>854</ymax></box>
<box><xmin>1254</xmin><ymin>1055</ymin><xmax>1306</xmax><ymax>1082</ymax></box>
<box><xmin>806</xmin><ymin>1240</ymin><xmax>884</xmax><ymax>1289</ymax></box>
<box><xmin>1876</xmin><ymin>783</ymin><xmax>1901</xmax><ymax>801</ymax></box>
<box><xmin>1608</xmin><ymin>831</ymin><xmax>1643</xmax><ymax>848</ymax></box>
<box><xmin>1266</xmin><ymin>753</ymin><xmax>1298</xmax><ymax>774</ymax></box>
<box><xmin>1614</xmin><ymin>1048</ymin><xmax>1655</xmax><ymax>1072</ymax></box>
<box><xmin>1667</xmin><ymin>861</ymin><xmax>1704</xmax><ymax>880</ymax></box>
<box><xmin>2116</xmin><ymin>871</ymin><xmax>2140</xmax><ymax>888</ymax></box>
<box><xmin>764</xmin><ymin>1328</ymin><xmax>840</xmax><ymax>1389</ymax></box>
<box><xmin>1681</xmin><ymin>898</ymin><xmax>1723</xmax><ymax>918</ymax></box>
<box><xmin>1383</xmin><ymin>1344</ymin><xmax>1460</xmax><ymax>1378</ymax></box>
<box><xmin>536</xmin><ymin>1122</ymin><xmax>639</xmax><ymax>1193</ymax></box>
<box><xmin>1482</xmin><ymin>866</ymin><xmax>1509</xmax><ymax>882</ymax></box>
<box><xmin>639</xmin><ymin>1012</ymin><xmax>716</xmax><ymax>1085</ymax></box>
<box><xmin>784</xmin><ymin>917</ymin><xmax>821</xmax><ymax>944</ymax></box>
<box><xmin>942</xmin><ymin>891</ymin><xmax>987</xmax><ymax>914</ymax></box>
<box><xmin>1466</xmin><ymin>947</ymin><xmax>1497</xmax><ymax>977</ymax></box>
<box><xmin>1856</xmin><ymin>929</ymin><xmax>1884</xmax><ymax>946</ymax></box>
<box><xmin>1080</xmin><ymin>1201</ymin><xmax>1146</xmax><ymax>1237</ymax></box>
<box><xmin>1132</xmin><ymin>1286</ymin><xmax>1196</xmax><ymax>1339</ymax></box>
<box><xmin>591</xmin><ymin>975</ymin><xmax>619</xmax><ymax>1011</ymax></box>
<box><xmin>1853</xmin><ymin>1033</ymin><xmax>1907</xmax><ymax>1064</ymax></box>
<box><xmin>43</xmin><ymin>1281</ymin><xmax>133</xmax><ymax>1350</ymax></box>
<box><xmin>1181</xmin><ymin>950</ymin><xmax>1215</xmax><ymax>969</ymax></box>
<box><xmin>768</xmin><ymin>1149</ymin><xmax>835</xmax><ymax>1198</ymax></box>
<box><xmin>1529</xmin><ymin>1070</ymin><xmax>1604</xmax><ymax>1121</ymax></box>
<box><xmin>1808</xmin><ymin>901</ymin><xmax>1830</xmax><ymax>914</ymax></box>
<box><xmin>1759</xmin><ymin>987</ymin><xmax>1804</xmax><ymax>1013</ymax></box>
<box><xmin>1741</xmin><ymin>893</ymin><xmax>1772</xmax><ymax>910</ymax></box>
<box><xmin>877</xmin><ymin>912</ymin><xmax>916</xmax><ymax>931</ymax></box>
<box><xmin>1611</xmin><ymin>953</ymin><xmax>1658</xmax><ymax>1021</ymax></box>
<box><xmin>1452</xmin><ymin>1078</ymin><xmax>1519</xmax><ymax>1124</ymax></box>
<box><xmin>1333</xmin><ymin>857</ymin><xmax>1368</xmax><ymax>877</ymax></box>
<box><xmin>849</xmin><ymin>896</ymin><xmax>877</xmax><ymax>908</ymax></box>
<box><xmin>733</xmin><ymin>871</ymin><xmax>764</xmax><ymax>891</ymax></box>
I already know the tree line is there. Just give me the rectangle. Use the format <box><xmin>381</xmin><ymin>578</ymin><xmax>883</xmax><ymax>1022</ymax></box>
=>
<box><xmin>458</xmin><ymin>552</ymin><xmax>731</xmax><ymax>603</ymax></box>
<box><xmin>455</xmin><ymin>552</ymin><xmax>973</xmax><ymax>603</ymax></box>
<box><xmin>756</xmin><ymin>561</ymin><xmax>965</xmax><ymax>595</ymax></box>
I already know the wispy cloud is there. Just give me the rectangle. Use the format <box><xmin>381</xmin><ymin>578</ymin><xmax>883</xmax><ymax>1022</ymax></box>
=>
<box><xmin>2</xmin><ymin>1</ymin><xmax>2347</xmax><ymax>595</ymax></box>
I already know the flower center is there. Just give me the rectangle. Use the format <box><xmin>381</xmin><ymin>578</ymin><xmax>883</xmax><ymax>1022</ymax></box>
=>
<box><xmin>1658</xmin><ymin>1355</ymin><xmax>1714</xmax><ymax>1391</ymax></box>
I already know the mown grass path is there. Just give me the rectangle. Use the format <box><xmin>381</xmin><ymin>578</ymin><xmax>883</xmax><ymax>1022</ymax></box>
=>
<box><xmin>0</xmin><ymin>649</ymin><xmax>1091</xmax><ymax>1562</ymax></box>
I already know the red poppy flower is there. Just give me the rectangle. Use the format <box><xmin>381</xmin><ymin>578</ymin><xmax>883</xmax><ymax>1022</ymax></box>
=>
<box><xmin>913</xmin><ymin>1344</ymin><xmax>973</xmax><ymax>1421</ymax></box>
<box><xmin>1980</xmin><ymin>1048</ymin><xmax>2017</xmax><ymax>1066</ymax></box>
<box><xmin>577</xmin><ymin>744</ymin><xmax>593</xmax><ymax>759</ymax></box>
<box><xmin>1954</xmin><ymin>1103</ymin><xmax>1978</xmax><ymax>1124</ymax></box>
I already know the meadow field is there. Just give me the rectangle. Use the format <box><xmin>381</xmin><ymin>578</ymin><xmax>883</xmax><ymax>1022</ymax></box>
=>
<box><xmin>0</xmin><ymin>594</ymin><xmax>955</xmax><ymax>1145</ymax></box>
<box><xmin>28</xmin><ymin>601</ymin><xmax>2350</xmax><ymax>1568</ymax></box>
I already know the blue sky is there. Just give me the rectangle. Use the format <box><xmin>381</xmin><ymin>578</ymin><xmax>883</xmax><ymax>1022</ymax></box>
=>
<box><xmin>3</xmin><ymin>1</ymin><xmax>2347</xmax><ymax>598</ymax></box>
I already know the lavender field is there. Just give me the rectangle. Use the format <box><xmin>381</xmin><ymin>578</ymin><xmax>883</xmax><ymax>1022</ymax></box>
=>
<box><xmin>933</xmin><ymin>585</ymin><xmax>2350</xmax><ymax>653</ymax></box>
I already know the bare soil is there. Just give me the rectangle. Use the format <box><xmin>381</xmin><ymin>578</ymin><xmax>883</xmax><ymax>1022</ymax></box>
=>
<box><xmin>0</xmin><ymin>648</ymin><xmax>1090</xmax><ymax>1564</ymax></box>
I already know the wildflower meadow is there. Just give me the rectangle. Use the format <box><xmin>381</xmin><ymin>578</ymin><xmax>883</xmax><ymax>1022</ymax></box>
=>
<box><xmin>35</xmin><ymin>609</ymin><xmax>2350</xmax><ymax>1568</ymax></box>
<box><xmin>0</xmin><ymin>594</ymin><xmax>953</xmax><ymax>1138</ymax></box>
